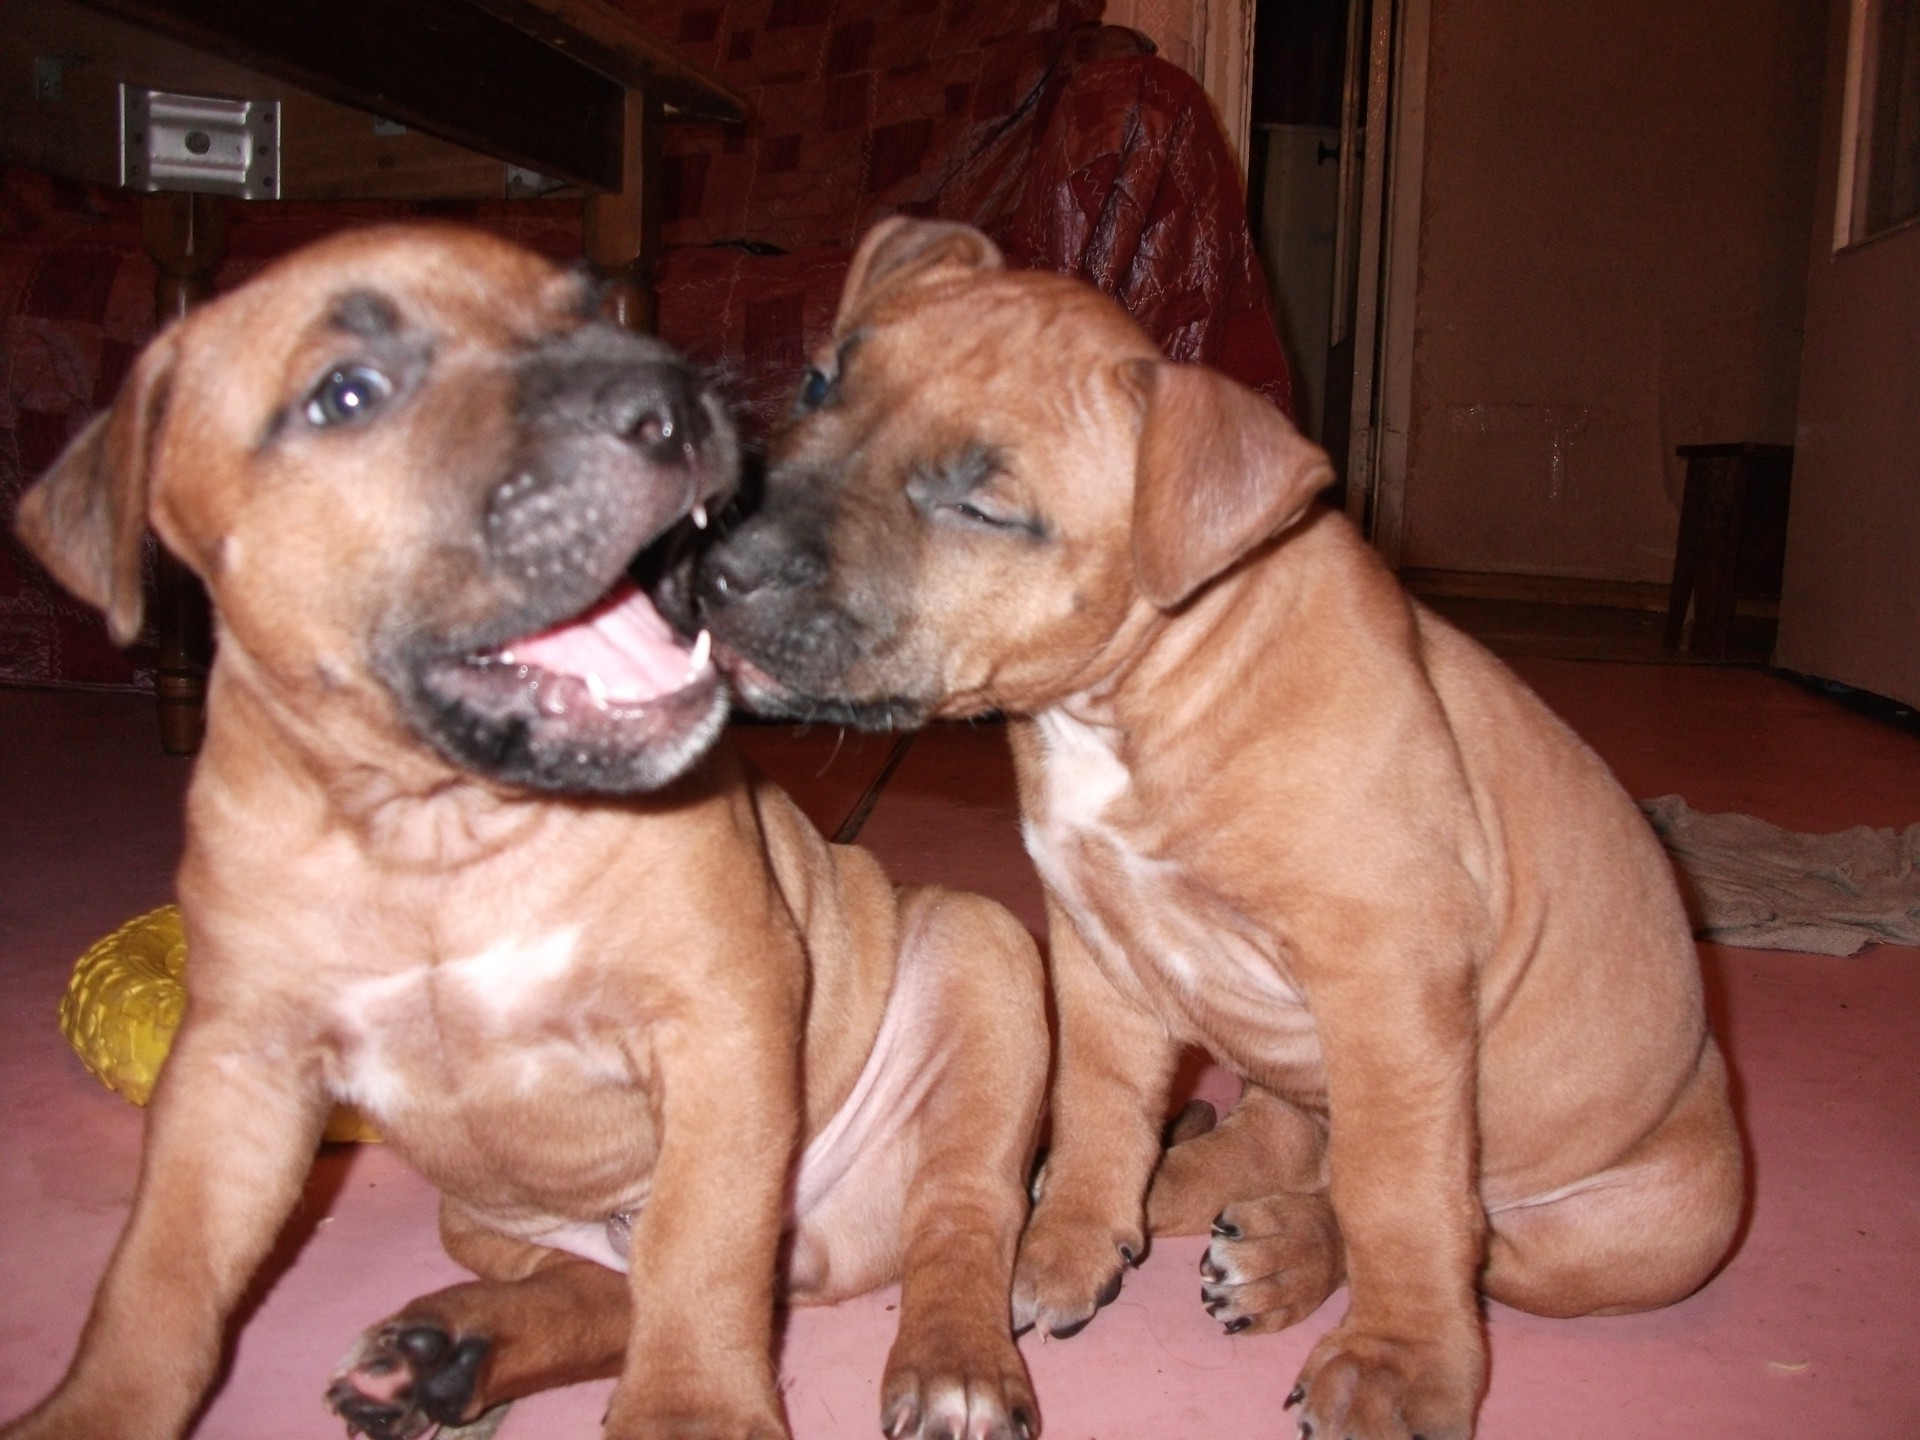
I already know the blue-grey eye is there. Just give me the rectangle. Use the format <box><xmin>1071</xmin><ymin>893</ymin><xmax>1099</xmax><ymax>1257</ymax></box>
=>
<box><xmin>305</xmin><ymin>365</ymin><xmax>394</xmax><ymax>427</ymax></box>
<box><xmin>796</xmin><ymin>366</ymin><xmax>832</xmax><ymax>412</ymax></box>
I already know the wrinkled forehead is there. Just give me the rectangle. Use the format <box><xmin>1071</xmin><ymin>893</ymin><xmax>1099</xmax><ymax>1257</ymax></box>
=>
<box><xmin>846</xmin><ymin>267</ymin><xmax>1154</xmax><ymax>361</ymax></box>
<box><xmin>841</xmin><ymin>268</ymin><xmax>1158</xmax><ymax>432</ymax></box>
<box><xmin>163</xmin><ymin>229</ymin><xmax>590</xmax><ymax>427</ymax></box>
<box><xmin>189</xmin><ymin>232</ymin><xmax>586</xmax><ymax>350</ymax></box>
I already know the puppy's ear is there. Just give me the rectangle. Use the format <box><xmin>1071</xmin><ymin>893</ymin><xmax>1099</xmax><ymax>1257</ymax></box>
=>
<box><xmin>14</xmin><ymin>330</ymin><xmax>179</xmax><ymax>646</ymax></box>
<box><xmin>1126</xmin><ymin>360</ymin><xmax>1335</xmax><ymax>610</ymax></box>
<box><xmin>836</xmin><ymin>218</ymin><xmax>1004</xmax><ymax>327</ymax></box>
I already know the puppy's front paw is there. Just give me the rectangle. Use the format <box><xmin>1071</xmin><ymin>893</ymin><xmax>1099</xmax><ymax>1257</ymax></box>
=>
<box><xmin>1285</xmin><ymin>1325</ymin><xmax>1482</xmax><ymax>1440</ymax></box>
<box><xmin>1011</xmin><ymin>1205</ymin><xmax>1141</xmax><ymax>1340</ymax></box>
<box><xmin>1199</xmin><ymin>1192</ymin><xmax>1342</xmax><ymax>1334</ymax></box>
<box><xmin>326</xmin><ymin>1320</ymin><xmax>490</xmax><ymax>1440</ymax></box>
<box><xmin>881</xmin><ymin>1325</ymin><xmax>1037</xmax><ymax>1440</ymax></box>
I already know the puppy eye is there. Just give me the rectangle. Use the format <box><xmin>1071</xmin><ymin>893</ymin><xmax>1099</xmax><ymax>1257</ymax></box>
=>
<box><xmin>795</xmin><ymin>366</ymin><xmax>833</xmax><ymax>413</ymax></box>
<box><xmin>305</xmin><ymin>364</ymin><xmax>394</xmax><ymax>428</ymax></box>
<box><xmin>947</xmin><ymin>500</ymin><xmax>1012</xmax><ymax>529</ymax></box>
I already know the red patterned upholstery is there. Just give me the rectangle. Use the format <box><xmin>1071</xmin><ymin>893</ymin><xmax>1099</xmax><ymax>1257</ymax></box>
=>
<box><xmin>620</xmin><ymin>0</ymin><xmax>1104</xmax><ymax>254</ymax></box>
<box><xmin>1</xmin><ymin>2</ymin><xmax>1291</xmax><ymax>690</ymax></box>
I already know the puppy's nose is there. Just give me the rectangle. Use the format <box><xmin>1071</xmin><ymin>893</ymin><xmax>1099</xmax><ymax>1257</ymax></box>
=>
<box><xmin>596</xmin><ymin>366</ymin><xmax>712</xmax><ymax>454</ymax></box>
<box><xmin>698</xmin><ymin>526</ymin><xmax>824</xmax><ymax>606</ymax></box>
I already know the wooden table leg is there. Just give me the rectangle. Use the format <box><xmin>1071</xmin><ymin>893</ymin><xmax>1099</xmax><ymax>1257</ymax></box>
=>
<box><xmin>583</xmin><ymin>89</ymin><xmax>663</xmax><ymax>334</ymax></box>
<box><xmin>142</xmin><ymin>192</ymin><xmax>225</xmax><ymax>755</ymax></box>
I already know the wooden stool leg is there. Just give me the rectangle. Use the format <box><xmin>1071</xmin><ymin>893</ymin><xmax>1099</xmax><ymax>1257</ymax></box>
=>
<box><xmin>1665</xmin><ymin>455</ymin><xmax>1708</xmax><ymax>650</ymax></box>
<box><xmin>1688</xmin><ymin>455</ymin><xmax>1745</xmax><ymax>661</ymax></box>
<box><xmin>142</xmin><ymin>192</ymin><xmax>225</xmax><ymax>755</ymax></box>
<box><xmin>583</xmin><ymin>90</ymin><xmax>662</xmax><ymax>334</ymax></box>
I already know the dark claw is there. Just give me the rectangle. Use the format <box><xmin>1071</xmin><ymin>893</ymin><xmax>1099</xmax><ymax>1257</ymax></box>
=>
<box><xmin>1049</xmin><ymin>1312</ymin><xmax>1094</xmax><ymax>1340</ymax></box>
<box><xmin>1224</xmin><ymin>1316</ymin><xmax>1251</xmax><ymax>1334</ymax></box>
<box><xmin>1199</xmin><ymin>1257</ymin><xmax>1224</xmax><ymax>1283</ymax></box>
<box><xmin>1285</xmin><ymin>1384</ymin><xmax>1306</xmax><ymax>1409</ymax></box>
<box><xmin>1012</xmin><ymin>1407</ymin><xmax>1035</xmax><ymax>1440</ymax></box>
<box><xmin>1299</xmin><ymin>1424</ymin><xmax>1314</xmax><ymax>1440</ymax></box>
<box><xmin>1118</xmin><ymin>1242</ymin><xmax>1138</xmax><ymax>1265</ymax></box>
<box><xmin>326</xmin><ymin>1387</ymin><xmax>407</xmax><ymax>1440</ymax></box>
<box><xmin>1211</xmin><ymin>1213</ymin><xmax>1241</xmax><ymax>1240</ymax></box>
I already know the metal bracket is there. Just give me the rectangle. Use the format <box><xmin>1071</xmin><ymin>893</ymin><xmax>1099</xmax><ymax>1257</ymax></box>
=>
<box><xmin>119</xmin><ymin>86</ymin><xmax>280</xmax><ymax>199</ymax></box>
<box><xmin>505</xmin><ymin>165</ymin><xmax>566</xmax><ymax>198</ymax></box>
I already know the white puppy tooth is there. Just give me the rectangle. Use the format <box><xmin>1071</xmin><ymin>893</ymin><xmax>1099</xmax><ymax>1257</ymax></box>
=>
<box><xmin>688</xmin><ymin>629</ymin><xmax>713</xmax><ymax>676</ymax></box>
<box><xmin>585</xmin><ymin>670</ymin><xmax>609</xmax><ymax>706</ymax></box>
<box><xmin>692</xmin><ymin>503</ymin><xmax>709</xmax><ymax>530</ymax></box>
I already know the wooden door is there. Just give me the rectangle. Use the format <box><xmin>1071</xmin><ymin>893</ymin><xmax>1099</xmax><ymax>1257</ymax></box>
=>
<box><xmin>1776</xmin><ymin>0</ymin><xmax>1920</xmax><ymax>707</ymax></box>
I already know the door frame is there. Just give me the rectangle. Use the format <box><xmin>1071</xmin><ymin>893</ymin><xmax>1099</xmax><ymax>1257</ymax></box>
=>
<box><xmin>1122</xmin><ymin>0</ymin><xmax>1432</xmax><ymax>562</ymax></box>
<box><xmin>1342</xmin><ymin>0</ymin><xmax>1430</xmax><ymax>563</ymax></box>
<box><xmin>1105</xmin><ymin>0</ymin><xmax>1258</xmax><ymax>175</ymax></box>
<box><xmin>1198</xmin><ymin>0</ymin><xmax>1259</xmax><ymax>177</ymax></box>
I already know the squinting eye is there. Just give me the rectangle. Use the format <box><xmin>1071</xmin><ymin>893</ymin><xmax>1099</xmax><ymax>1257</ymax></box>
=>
<box><xmin>946</xmin><ymin>500</ymin><xmax>1025</xmax><ymax>532</ymax></box>
<box><xmin>305</xmin><ymin>365</ymin><xmax>394</xmax><ymax>428</ymax></box>
<box><xmin>796</xmin><ymin>366</ymin><xmax>832</xmax><ymax>412</ymax></box>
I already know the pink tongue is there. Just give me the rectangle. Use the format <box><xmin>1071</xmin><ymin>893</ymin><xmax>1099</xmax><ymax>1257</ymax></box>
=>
<box><xmin>505</xmin><ymin>581</ymin><xmax>692</xmax><ymax>703</ymax></box>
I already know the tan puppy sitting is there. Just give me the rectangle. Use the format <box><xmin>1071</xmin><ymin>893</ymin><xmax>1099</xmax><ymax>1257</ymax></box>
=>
<box><xmin>5</xmin><ymin>226</ymin><xmax>1045</xmax><ymax>1440</ymax></box>
<box><xmin>679</xmin><ymin>218</ymin><xmax>1746</xmax><ymax>1440</ymax></box>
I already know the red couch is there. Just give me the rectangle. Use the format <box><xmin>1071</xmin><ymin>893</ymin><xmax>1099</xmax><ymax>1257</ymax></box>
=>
<box><xmin>0</xmin><ymin>0</ymin><xmax>1290</xmax><ymax>691</ymax></box>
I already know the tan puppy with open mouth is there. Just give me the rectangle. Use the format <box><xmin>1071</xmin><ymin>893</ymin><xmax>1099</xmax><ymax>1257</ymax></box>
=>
<box><xmin>681</xmin><ymin>218</ymin><xmax>1746</xmax><ymax>1440</ymax></box>
<box><xmin>5</xmin><ymin>226</ymin><xmax>1044</xmax><ymax>1440</ymax></box>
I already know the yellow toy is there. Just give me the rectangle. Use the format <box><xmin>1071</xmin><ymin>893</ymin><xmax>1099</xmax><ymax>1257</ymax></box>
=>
<box><xmin>58</xmin><ymin>905</ymin><xmax>379</xmax><ymax>1144</ymax></box>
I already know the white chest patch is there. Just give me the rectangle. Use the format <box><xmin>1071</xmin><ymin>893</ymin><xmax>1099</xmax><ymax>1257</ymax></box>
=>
<box><xmin>444</xmin><ymin>925</ymin><xmax>584</xmax><ymax>1022</ymax></box>
<box><xmin>328</xmin><ymin>926</ymin><xmax>589</xmax><ymax>1116</ymax></box>
<box><xmin>1023</xmin><ymin>709</ymin><xmax>1307</xmax><ymax>1029</ymax></box>
<box><xmin>1030</xmin><ymin>707</ymin><xmax>1132</xmax><ymax>835</ymax></box>
<box><xmin>1024</xmin><ymin>710</ymin><xmax>1193</xmax><ymax>991</ymax></box>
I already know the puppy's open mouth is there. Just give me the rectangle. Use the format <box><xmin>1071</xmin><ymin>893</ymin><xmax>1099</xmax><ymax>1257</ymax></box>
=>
<box><xmin>413</xmin><ymin>538</ymin><xmax>730</xmax><ymax>794</ymax></box>
<box><xmin>457</xmin><ymin>578</ymin><xmax>713</xmax><ymax>719</ymax></box>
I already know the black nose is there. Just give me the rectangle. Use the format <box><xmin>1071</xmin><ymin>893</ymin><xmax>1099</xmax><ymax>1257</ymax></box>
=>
<box><xmin>595</xmin><ymin>365</ymin><xmax>712</xmax><ymax>454</ymax></box>
<box><xmin>516</xmin><ymin>323</ymin><xmax>719</xmax><ymax>462</ymax></box>
<box><xmin>697</xmin><ymin>519</ymin><xmax>825</xmax><ymax>606</ymax></box>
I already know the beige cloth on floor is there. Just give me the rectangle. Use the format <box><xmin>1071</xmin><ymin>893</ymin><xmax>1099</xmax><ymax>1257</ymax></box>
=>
<box><xmin>1639</xmin><ymin>795</ymin><xmax>1920</xmax><ymax>956</ymax></box>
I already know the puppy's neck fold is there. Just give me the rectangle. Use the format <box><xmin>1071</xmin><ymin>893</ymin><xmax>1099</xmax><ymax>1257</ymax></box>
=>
<box><xmin>197</xmin><ymin>656</ymin><xmax>551</xmax><ymax>873</ymax></box>
<box><xmin>327</xmin><ymin>763</ymin><xmax>553</xmax><ymax>871</ymax></box>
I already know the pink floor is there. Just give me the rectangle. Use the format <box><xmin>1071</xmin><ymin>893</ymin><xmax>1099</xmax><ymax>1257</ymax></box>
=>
<box><xmin>2</xmin><ymin>660</ymin><xmax>1917</xmax><ymax>1438</ymax></box>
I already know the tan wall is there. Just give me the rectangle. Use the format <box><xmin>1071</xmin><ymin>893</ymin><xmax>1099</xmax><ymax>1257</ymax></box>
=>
<box><xmin>1403</xmin><ymin>0</ymin><xmax>1826</xmax><ymax>583</ymax></box>
<box><xmin>1774</xmin><ymin>0</ymin><xmax>1920</xmax><ymax>707</ymax></box>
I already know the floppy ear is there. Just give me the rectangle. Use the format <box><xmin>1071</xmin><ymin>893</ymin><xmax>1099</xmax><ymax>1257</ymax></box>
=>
<box><xmin>13</xmin><ymin>330</ymin><xmax>179</xmax><ymax>646</ymax></box>
<box><xmin>1126</xmin><ymin>360</ymin><xmax>1336</xmax><ymax>610</ymax></box>
<box><xmin>835</xmin><ymin>217</ymin><xmax>1004</xmax><ymax>328</ymax></box>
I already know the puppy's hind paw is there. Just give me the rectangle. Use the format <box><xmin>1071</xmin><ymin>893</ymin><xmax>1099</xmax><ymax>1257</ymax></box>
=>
<box><xmin>1199</xmin><ymin>1192</ymin><xmax>1342</xmax><ymax>1335</ymax></box>
<box><xmin>326</xmin><ymin>1321</ymin><xmax>492</xmax><ymax>1440</ymax></box>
